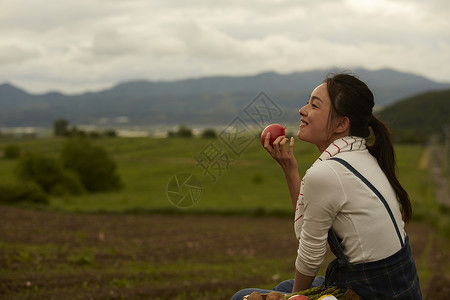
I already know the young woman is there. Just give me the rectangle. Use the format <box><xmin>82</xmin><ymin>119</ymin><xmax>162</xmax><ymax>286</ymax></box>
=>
<box><xmin>231</xmin><ymin>73</ymin><xmax>421</xmax><ymax>299</ymax></box>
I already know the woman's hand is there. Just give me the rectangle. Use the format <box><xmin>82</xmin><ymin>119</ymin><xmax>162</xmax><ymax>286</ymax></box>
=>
<box><xmin>263</xmin><ymin>132</ymin><xmax>301</xmax><ymax>210</ymax></box>
<box><xmin>263</xmin><ymin>132</ymin><xmax>298</xmax><ymax>173</ymax></box>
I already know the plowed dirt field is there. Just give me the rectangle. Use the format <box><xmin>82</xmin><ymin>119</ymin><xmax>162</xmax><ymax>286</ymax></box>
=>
<box><xmin>0</xmin><ymin>206</ymin><xmax>448</xmax><ymax>299</ymax></box>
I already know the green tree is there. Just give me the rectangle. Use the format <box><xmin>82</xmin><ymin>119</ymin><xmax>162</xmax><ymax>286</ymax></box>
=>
<box><xmin>177</xmin><ymin>125</ymin><xmax>193</xmax><ymax>138</ymax></box>
<box><xmin>60</xmin><ymin>138</ymin><xmax>123</xmax><ymax>192</ymax></box>
<box><xmin>53</xmin><ymin>119</ymin><xmax>69</xmax><ymax>136</ymax></box>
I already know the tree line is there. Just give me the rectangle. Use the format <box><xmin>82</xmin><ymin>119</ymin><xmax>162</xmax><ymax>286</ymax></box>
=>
<box><xmin>53</xmin><ymin>119</ymin><xmax>117</xmax><ymax>138</ymax></box>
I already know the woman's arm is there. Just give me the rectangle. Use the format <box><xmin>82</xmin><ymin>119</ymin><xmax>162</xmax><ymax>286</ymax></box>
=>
<box><xmin>283</xmin><ymin>163</ymin><xmax>301</xmax><ymax>210</ymax></box>
<box><xmin>293</xmin><ymin>269</ymin><xmax>315</xmax><ymax>292</ymax></box>
<box><xmin>263</xmin><ymin>133</ymin><xmax>300</xmax><ymax>209</ymax></box>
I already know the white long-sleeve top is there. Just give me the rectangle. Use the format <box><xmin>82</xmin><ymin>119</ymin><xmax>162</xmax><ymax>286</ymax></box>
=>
<box><xmin>294</xmin><ymin>136</ymin><xmax>406</xmax><ymax>276</ymax></box>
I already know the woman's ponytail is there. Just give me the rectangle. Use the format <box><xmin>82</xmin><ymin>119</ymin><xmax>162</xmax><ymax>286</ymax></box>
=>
<box><xmin>326</xmin><ymin>73</ymin><xmax>412</xmax><ymax>223</ymax></box>
<box><xmin>367</xmin><ymin>115</ymin><xmax>412</xmax><ymax>223</ymax></box>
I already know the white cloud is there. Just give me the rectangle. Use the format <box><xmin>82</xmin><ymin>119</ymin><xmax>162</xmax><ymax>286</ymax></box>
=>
<box><xmin>0</xmin><ymin>42</ymin><xmax>41</xmax><ymax>65</ymax></box>
<box><xmin>0</xmin><ymin>0</ymin><xmax>448</xmax><ymax>93</ymax></box>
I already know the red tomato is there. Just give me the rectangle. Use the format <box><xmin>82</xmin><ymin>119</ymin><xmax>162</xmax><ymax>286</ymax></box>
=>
<box><xmin>288</xmin><ymin>295</ymin><xmax>310</xmax><ymax>300</ymax></box>
<box><xmin>261</xmin><ymin>124</ymin><xmax>286</xmax><ymax>147</ymax></box>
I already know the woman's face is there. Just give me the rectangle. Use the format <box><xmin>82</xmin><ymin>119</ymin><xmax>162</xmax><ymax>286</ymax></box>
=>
<box><xmin>297</xmin><ymin>83</ymin><xmax>338</xmax><ymax>152</ymax></box>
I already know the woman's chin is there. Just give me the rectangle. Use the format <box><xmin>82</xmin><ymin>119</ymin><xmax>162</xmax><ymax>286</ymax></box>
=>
<box><xmin>297</xmin><ymin>133</ymin><xmax>313</xmax><ymax>144</ymax></box>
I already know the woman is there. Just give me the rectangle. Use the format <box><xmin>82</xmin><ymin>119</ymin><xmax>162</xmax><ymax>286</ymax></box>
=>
<box><xmin>231</xmin><ymin>73</ymin><xmax>421</xmax><ymax>299</ymax></box>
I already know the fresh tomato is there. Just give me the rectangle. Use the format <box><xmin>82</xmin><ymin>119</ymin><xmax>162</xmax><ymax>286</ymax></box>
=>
<box><xmin>288</xmin><ymin>295</ymin><xmax>310</xmax><ymax>300</ymax></box>
<box><xmin>261</xmin><ymin>124</ymin><xmax>286</xmax><ymax>147</ymax></box>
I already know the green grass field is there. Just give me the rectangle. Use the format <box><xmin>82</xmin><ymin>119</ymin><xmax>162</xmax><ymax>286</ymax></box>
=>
<box><xmin>0</xmin><ymin>136</ymin><xmax>443</xmax><ymax>218</ymax></box>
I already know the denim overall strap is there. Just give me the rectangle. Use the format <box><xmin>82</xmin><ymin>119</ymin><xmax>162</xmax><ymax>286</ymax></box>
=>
<box><xmin>325</xmin><ymin>158</ymin><xmax>421</xmax><ymax>298</ymax></box>
<box><xmin>326</xmin><ymin>227</ymin><xmax>352</xmax><ymax>287</ymax></box>
<box><xmin>327</xmin><ymin>228</ymin><xmax>351</xmax><ymax>267</ymax></box>
<box><xmin>329</xmin><ymin>157</ymin><xmax>404</xmax><ymax>248</ymax></box>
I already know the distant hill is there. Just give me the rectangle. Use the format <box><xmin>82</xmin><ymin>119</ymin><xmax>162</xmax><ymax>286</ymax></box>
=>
<box><xmin>1</xmin><ymin>68</ymin><xmax>449</xmax><ymax>127</ymax></box>
<box><xmin>379</xmin><ymin>89</ymin><xmax>450</xmax><ymax>143</ymax></box>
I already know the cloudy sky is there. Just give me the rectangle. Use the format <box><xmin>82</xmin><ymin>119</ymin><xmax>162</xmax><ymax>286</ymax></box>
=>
<box><xmin>1</xmin><ymin>0</ymin><xmax>449</xmax><ymax>94</ymax></box>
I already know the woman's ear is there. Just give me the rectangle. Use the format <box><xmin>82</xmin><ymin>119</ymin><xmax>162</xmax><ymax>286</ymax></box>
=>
<box><xmin>335</xmin><ymin>116</ymin><xmax>350</xmax><ymax>134</ymax></box>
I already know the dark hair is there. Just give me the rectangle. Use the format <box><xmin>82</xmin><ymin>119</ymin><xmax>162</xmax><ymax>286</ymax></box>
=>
<box><xmin>324</xmin><ymin>73</ymin><xmax>412</xmax><ymax>223</ymax></box>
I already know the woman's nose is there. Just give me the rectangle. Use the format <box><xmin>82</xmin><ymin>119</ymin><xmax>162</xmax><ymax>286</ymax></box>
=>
<box><xmin>299</xmin><ymin>105</ymin><xmax>307</xmax><ymax>116</ymax></box>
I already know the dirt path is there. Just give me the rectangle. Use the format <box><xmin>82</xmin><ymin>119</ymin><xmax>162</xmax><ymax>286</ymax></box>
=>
<box><xmin>0</xmin><ymin>206</ymin><xmax>449</xmax><ymax>299</ymax></box>
<box><xmin>428</xmin><ymin>139</ymin><xmax>450</xmax><ymax>207</ymax></box>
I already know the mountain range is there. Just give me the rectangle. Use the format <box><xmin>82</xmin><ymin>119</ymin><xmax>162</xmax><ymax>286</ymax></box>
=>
<box><xmin>1</xmin><ymin>68</ymin><xmax>449</xmax><ymax>127</ymax></box>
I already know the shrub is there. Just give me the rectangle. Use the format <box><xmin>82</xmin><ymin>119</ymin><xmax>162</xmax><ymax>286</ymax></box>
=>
<box><xmin>168</xmin><ymin>125</ymin><xmax>193</xmax><ymax>138</ymax></box>
<box><xmin>60</xmin><ymin>138</ymin><xmax>123</xmax><ymax>192</ymax></box>
<box><xmin>0</xmin><ymin>183</ymin><xmax>48</xmax><ymax>205</ymax></box>
<box><xmin>50</xmin><ymin>170</ymin><xmax>86</xmax><ymax>196</ymax></box>
<box><xmin>17</xmin><ymin>153</ymin><xmax>85</xmax><ymax>195</ymax></box>
<box><xmin>251</xmin><ymin>173</ymin><xmax>264</xmax><ymax>184</ymax></box>
<box><xmin>18</xmin><ymin>153</ymin><xmax>65</xmax><ymax>193</ymax></box>
<box><xmin>201</xmin><ymin>129</ymin><xmax>217</xmax><ymax>138</ymax></box>
<box><xmin>105</xmin><ymin>130</ymin><xmax>117</xmax><ymax>137</ymax></box>
<box><xmin>177</xmin><ymin>125</ymin><xmax>193</xmax><ymax>138</ymax></box>
<box><xmin>4</xmin><ymin>144</ymin><xmax>21</xmax><ymax>159</ymax></box>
